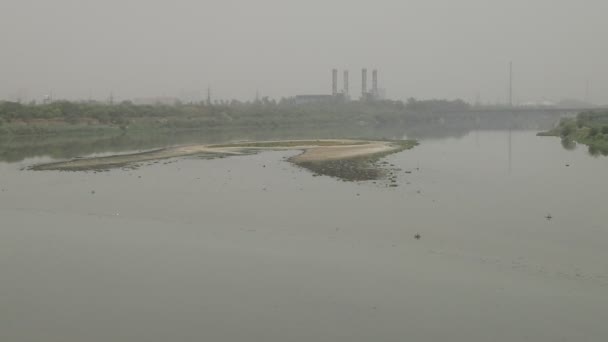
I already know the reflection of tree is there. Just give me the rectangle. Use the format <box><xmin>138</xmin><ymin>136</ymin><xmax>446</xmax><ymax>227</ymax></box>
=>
<box><xmin>560</xmin><ymin>137</ymin><xmax>577</xmax><ymax>150</ymax></box>
<box><xmin>0</xmin><ymin>124</ymin><xmax>410</xmax><ymax>163</ymax></box>
<box><xmin>0</xmin><ymin>109</ymin><xmax>572</xmax><ymax>163</ymax></box>
<box><xmin>404</xmin><ymin>111</ymin><xmax>564</xmax><ymax>140</ymax></box>
<box><xmin>588</xmin><ymin>145</ymin><xmax>601</xmax><ymax>157</ymax></box>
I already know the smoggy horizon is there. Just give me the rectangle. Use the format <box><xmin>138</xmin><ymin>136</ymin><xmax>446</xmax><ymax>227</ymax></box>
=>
<box><xmin>1</xmin><ymin>0</ymin><xmax>607</xmax><ymax>105</ymax></box>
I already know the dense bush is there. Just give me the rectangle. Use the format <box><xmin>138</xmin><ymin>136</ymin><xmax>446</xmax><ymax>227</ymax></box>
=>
<box><xmin>0</xmin><ymin>99</ymin><xmax>413</xmax><ymax>129</ymax></box>
<box><xmin>589</xmin><ymin>127</ymin><xmax>599</xmax><ymax>137</ymax></box>
<box><xmin>560</xmin><ymin>121</ymin><xmax>576</xmax><ymax>137</ymax></box>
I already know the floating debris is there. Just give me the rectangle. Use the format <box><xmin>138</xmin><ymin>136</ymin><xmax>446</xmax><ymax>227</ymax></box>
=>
<box><xmin>545</xmin><ymin>214</ymin><xmax>553</xmax><ymax>220</ymax></box>
<box><xmin>414</xmin><ymin>234</ymin><xmax>421</xmax><ymax>240</ymax></box>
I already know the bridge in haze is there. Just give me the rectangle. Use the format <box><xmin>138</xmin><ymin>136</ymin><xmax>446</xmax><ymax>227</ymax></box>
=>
<box><xmin>468</xmin><ymin>106</ymin><xmax>602</xmax><ymax>115</ymax></box>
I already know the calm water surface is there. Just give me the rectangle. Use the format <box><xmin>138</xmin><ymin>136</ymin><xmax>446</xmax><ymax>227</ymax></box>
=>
<box><xmin>1</xmin><ymin>129</ymin><xmax>607</xmax><ymax>341</ymax></box>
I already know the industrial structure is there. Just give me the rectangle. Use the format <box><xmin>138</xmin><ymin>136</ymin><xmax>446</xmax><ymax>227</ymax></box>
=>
<box><xmin>360</xmin><ymin>68</ymin><xmax>382</xmax><ymax>101</ymax></box>
<box><xmin>332</xmin><ymin>69</ymin><xmax>338</xmax><ymax>96</ymax></box>
<box><xmin>343</xmin><ymin>70</ymin><xmax>349</xmax><ymax>99</ymax></box>
<box><xmin>294</xmin><ymin>68</ymin><xmax>383</xmax><ymax>105</ymax></box>
<box><xmin>361</xmin><ymin>68</ymin><xmax>368</xmax><ymax>99</ymax></box>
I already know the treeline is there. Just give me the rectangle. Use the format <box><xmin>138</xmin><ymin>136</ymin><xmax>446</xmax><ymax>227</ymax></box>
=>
<box><xmin>405</xmin><ymin>98</ymin><xmax>471</xmax><ymax>113</ymax></box>
<box><xmin>576</xmin><ymin>110</ymin><xmax>608</xmax><ymax>128</ymax></box>
<box><xmin>0</xmin><ymin>97</ymin><xmax>477</xmax><ymax>136</ymax></box>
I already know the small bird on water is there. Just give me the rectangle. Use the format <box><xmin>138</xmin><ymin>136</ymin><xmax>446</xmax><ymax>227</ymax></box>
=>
<box><xmin>414</xmin><ymin>233</ymin><xmax>421</xmax><ymax>240</ymax></box>
<box><xmin>545</xmin><ymin>214</ymin><xmax>553</xmax><ymax>220</ymax></box>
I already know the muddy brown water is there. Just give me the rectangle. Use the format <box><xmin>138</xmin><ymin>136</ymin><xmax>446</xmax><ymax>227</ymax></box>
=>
<box><xmin>1</xmin><ymin>128</ymin><xmax>607</xmax><ymax>341</ymax></box>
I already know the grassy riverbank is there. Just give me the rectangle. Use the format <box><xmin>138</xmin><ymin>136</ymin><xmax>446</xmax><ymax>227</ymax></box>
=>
<box><xmin>539</xmin><ymin>110</ymin><xmax>608</xmax><ymax>156</ymax></box>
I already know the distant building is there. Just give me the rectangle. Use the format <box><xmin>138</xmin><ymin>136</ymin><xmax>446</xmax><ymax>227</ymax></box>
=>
<box><xmin>294</xmin><ymin>67</ymin><xmax>383</xmax><ymax>105</ymax></box>
<box><xmin>519</xmin><ymin>100</ymin><xmax>556</xmax><ymax>107</ymax></box>
<box><xmin>132</xmin><ymin>96</ymin><xmax>180</xmax><ymax>105</ymax></box>
<box><xmin>376</xmin><ymin>88</ymin><xmax>386</xmax><ymax>100</ymax></box>
<box><xmin>294</xmin><ymin>94</ymin><xmax>337</xmax><ymax>105</ymax></box>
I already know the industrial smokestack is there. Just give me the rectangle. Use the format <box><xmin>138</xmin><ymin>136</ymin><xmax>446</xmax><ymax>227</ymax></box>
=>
<box><xmin>332</xmin><ymin>69</ymin><xmax>338</xmax><ymax>96</ymax></box>
<box><xmin>362</xmin><ymin>68</ymin><xmax>367</xmax><ymax>98</ymax></box>
<box><xmin>509</xmin><ymin>62</ymin><xmax>513</xmax><ymax>107</ymax></box>
<box><xmin>372</xmin><ymin>69</ymin><xmax>378</xmax><ymax>97</ymax></box>
<box><xmin>343</xmin><ymin>70</ymin><xmax>349</xmax><ymax>98</ymax></box>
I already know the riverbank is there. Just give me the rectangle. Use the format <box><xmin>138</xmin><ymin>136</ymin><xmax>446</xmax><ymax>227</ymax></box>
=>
<box><xmin>538</xmin><ymin>110</ymin><xmax>608</xmax><ymax>156</ymax></box>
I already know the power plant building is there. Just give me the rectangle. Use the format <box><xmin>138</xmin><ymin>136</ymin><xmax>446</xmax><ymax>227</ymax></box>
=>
<box><xmin>294</xmin><ymin>94</ymin><xmax>336</xmax><ymax>105</ymax></box>
<box><xmin>294</xmin><ymin>68</ymin><xmax>383</xmax><ymax>104</ymax></box>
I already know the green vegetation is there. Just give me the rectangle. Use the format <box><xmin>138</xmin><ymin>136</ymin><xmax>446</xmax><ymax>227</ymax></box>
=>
<box><xmin>539</xmin><ymin>110</ymin><xmax>608</xmax><ymax>156</ymax></box>
<box><xmin>0</xmin><ymin>97</ymin><xmax>482</xmax><ymax>138</ymax></box>
<box><xmin>0</xmin><ymin>98</ymin><xmax>483</xmax><ymax>165</ymax></box>
<box><xmin>0</xmin><ymin>99</ymin><xmax>411</xmax><ymax>137</ymax></box>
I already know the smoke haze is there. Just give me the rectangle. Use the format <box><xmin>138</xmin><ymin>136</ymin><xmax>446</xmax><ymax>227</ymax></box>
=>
<box><xmin>1</xmin><ymin>0</ymin><xmax>607</xmax><ymax>104</ymax></box>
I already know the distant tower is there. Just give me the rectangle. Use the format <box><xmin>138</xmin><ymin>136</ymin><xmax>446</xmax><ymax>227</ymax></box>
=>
<box><xmin>372</xmin><ymin>69</ymin><xmax>378</xmax><ymax>98</ymax></box>
<box><xmin>43</xmin><ymin>90</ymin><xmax>53</xmax><ymax>104</ymax></box>
<box><xmin>332</xmin><ymin>69</ymin><xmax>338</xmax><ymax>96</ymax></box>
<box><xmin>207</xmin><ymin>87</ymin><xmax>211</xmax><ymax>106</ymax></box>
<box><xmin>362</xmin><ymin>68</ymin><xmax>368</xmax><ymax>99</ymax></box>
<box><xmin>343</xmin><ymin>70</ymin><xmax>349</xmax><ymax>98</ymax></box>
<box><xmin>509</xmin><ymin>61</ymin><xmax>513</xmax><ymax>107</ymax></box>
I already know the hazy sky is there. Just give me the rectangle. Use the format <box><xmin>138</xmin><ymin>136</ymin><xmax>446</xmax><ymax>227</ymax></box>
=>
<box><xmin>1</xmin><ymin>0</ymin><xmax>607</xmax><ymax>104</ymax></box>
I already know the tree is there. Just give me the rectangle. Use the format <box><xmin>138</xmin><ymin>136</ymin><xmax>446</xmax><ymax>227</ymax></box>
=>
<box><xmin>560</xmin><ymin>122</ymin><xmax>576</xmax><ymax>137</ymax></box>
<box><xmin>589</xmin><ymin>127</ymin><xmax>599</xmax><ymax>137</ymax></box>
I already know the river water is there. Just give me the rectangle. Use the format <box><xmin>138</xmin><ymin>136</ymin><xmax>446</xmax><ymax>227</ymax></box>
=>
<box><xmin>1</xmin><ymin>125</ymin><xmax>607</xmax><ymax>341</ymax></box>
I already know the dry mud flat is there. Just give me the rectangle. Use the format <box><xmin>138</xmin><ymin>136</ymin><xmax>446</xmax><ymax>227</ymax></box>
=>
<box><xmin>31</xmin><ymin>139</ymin><xmax>418</xmax><ymax>181</ymax></box>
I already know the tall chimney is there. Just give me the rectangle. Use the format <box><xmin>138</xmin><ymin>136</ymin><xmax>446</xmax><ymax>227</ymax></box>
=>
<box><xmin>362</xmin><ymin>68</ymin><xmax>368</xmax><ymax>98</ymax></box>
<box><xmin>509</xmin><ymin>62</ymin><xmax>513</xmax><ymax>107</ymax></box>
<box><xmin>332</xmin><ymin>69</ymin><xmax>338</xmax><ymax>96</ymax></box>
<box><xmin>372</xmin><ymin>69</ymin><xmax>378</xmax><ymax>97</ymax></box>
<box><xmin>343</xmin><ymin>70</ymin><xmax>349</xmax><ymax>98</ymax></box>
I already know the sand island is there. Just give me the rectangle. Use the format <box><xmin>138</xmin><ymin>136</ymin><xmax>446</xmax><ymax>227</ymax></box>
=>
<box><xmin>30</xmin><ymin>139</ymin><xmax>418</xmax><ymax>181</ymax></box>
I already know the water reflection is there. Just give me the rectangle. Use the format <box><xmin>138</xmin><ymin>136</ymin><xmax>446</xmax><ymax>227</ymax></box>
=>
<box><xmin>588</xmin><ymin>145</ymin><xmax>608</xmax><ymax>157</ymax></box>
<box><xmin>2</xmin><ymin>125</ymin><xmax>608</xmax><ymax>342</ymax></box>
<box><xmin>0</xmin><ymin>111</ymin><xmax>566</xmax><ymax>163</ymax></box>
<box><xmin>561</xmin><ymin>137</ymin><xmax>577</xmax><ymax>150</ymax></box>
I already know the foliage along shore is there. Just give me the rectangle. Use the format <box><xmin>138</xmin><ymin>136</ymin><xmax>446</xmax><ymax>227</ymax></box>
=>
<box><xmin>0</xmin><ymin>98</ymin><xmax>474</xmax><ymax>137</ymax></box>
<box><xmin>538</xmin><ymin>110</ymin><xmax>608</xmax><ymax>156</ymax></box>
